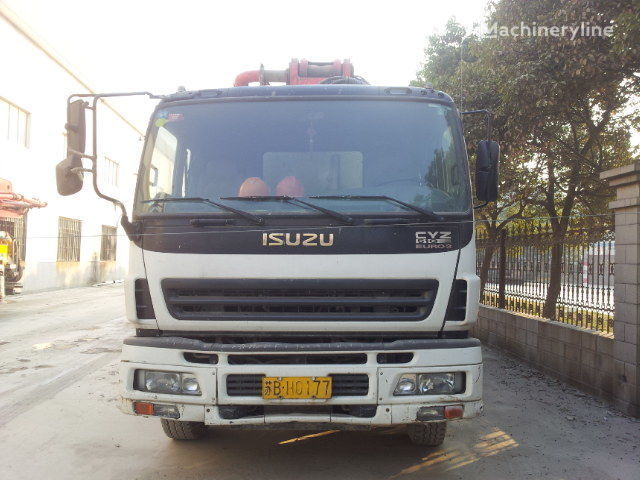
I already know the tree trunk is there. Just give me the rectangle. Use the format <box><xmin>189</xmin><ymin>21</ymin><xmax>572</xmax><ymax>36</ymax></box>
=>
<box><xmin>543</xmin><ymin>240</ymin><xmax>564</xmax><ymax>319</ymax></box>
<box><xmin>479</xmin><ymin>242</ymin><xmax>497</xmax><ymax>296</ymax></box>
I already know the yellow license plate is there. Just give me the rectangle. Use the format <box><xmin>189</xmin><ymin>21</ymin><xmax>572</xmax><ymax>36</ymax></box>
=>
<box><xmin>262</xmin><ymin>376</ymin><xmax>332</xmax><ymax>399</ymax></box>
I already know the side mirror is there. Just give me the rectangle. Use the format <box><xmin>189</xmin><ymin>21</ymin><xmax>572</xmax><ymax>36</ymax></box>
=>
<box><xmin>55</xmin><ymin>155</ymin><xmax>84</xmax><ymax>196</ymax></box>
<box><xmin>56</xmin><ymin>99</ymin><xmax>87</xmax><ymax>196</ymax></box>
<box><xmin>66</xmin><ymin>99</ymin><xmax>86</xmax><ymax>156</ymax></box>
<box><xmin>475</xmin><ymin>140</ymin><xmax>499</xmax><ymax>202</ymax></box>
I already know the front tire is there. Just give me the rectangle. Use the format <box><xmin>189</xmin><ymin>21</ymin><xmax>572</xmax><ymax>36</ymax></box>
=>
<box><xmin>406</xmin><ymin>422</ymin><xmax>447</xmax><ymax>446</ymax></box>
<box><xmin>161</xmin><ymin>419</ymin><xmax>206</xmax><ymax>440</ymax></box>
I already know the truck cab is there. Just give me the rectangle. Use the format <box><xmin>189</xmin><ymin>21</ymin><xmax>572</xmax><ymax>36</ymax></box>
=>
<box><xmin>56</xmin><ymin>79</ymin><xmax>498</xmax><ymax>446</ymax></box>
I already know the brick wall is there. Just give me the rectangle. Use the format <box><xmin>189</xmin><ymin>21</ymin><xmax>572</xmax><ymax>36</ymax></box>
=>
<box><xmin>601</xmin><ymin>162</ymin><xmax>640</xmax><ymax>416</ymax></box>
<box><xmin>473</xmin><ymin>305</ymin><xmax>616</xmax><ymax>403</ymax></box>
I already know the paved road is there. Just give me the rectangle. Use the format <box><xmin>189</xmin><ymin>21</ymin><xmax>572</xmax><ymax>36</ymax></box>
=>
<box><xmin>0</xmin><ymin>285</ymin><xmax>638</xmax><ymax>480</ymax></box>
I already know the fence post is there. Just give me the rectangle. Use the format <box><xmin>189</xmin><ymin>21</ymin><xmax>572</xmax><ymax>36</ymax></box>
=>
<box><xmin>498</xmin><ymin>229</ymin><xmax>507</xmax><ymax>309</ymax></box>
<box><xmin>601</xmin><ymin>161</ymin><xmax>640</xmax><ymax>417</ymax></box>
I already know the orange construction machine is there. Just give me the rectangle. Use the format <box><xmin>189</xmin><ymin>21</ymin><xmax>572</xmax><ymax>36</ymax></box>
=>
<box><xmin>0</xmin><ymin>178</ymin><xmax>46</xmax><ymax>298</ymax></box>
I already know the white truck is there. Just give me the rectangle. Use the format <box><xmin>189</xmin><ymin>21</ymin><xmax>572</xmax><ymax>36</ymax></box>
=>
<box><xmin>55</xmin><ymin>62</ymin><xmax>499</xmax><ymax>446</ymax></box>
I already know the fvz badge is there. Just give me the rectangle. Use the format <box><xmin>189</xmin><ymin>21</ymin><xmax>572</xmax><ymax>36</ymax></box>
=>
<box><xmin>415</xmin><ymin>231</ymin><xmax>453</xmax><ymax>250</ymax></box>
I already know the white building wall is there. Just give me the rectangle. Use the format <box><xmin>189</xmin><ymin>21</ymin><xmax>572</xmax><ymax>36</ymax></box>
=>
<box><xmin>0</xmin><ymin>13</ymin><xmax>143</xmax><ymax>292</ymax></box>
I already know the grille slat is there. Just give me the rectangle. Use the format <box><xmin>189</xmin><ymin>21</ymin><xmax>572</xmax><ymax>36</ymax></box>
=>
<box><xmin>163</xmin><ymin>279</ymin><xmax>437</xmax><ymax>322</ymax></box>
<box><xmin>168</xmin><ymin>296</ymin><xmax>433</xmax><ymax>306</ymax></box>
<box><xmin>226</xmin><ymin>374</ymin><xmax>370</xmax><ymax>397</ymax></box>
<box><xmin>228</xmin><ymin>353</ymin><xmax>367</xmax><ymax>365</ymax></box>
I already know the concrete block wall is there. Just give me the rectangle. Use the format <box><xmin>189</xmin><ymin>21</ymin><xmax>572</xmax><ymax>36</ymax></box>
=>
<box><xmin>475</xmin><ymin>160</ymin><xmax>640</xmax><ymax>418</ymax></box>
<box><xmin>601</xmin><ymin>162</ymin><xmax>640</xmax><ymax>416</ymax></box>
<box><xmin>473</xmin><ymin>306</ymin><xmax>617</xmax><ymax>403</ymax></box>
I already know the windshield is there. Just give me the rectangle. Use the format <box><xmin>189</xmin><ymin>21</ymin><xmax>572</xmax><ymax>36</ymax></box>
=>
<box><xmin>134</xmin><ymin>99</ymin><xmax>471</xmax><ymax>216</ymax></box>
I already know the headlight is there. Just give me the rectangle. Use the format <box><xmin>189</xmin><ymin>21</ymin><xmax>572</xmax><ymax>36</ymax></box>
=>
<box><xmin>181</xmin><ymin>376</ymin><xmax>201</xmax><ymax>393</ymax></box>
<box><xmin>134</xmin><ymin>370</ymin><xmax>201</xmax><ymax>395</ymax></box>
<box><xmin>394</xmin><ymin>374</ymin><xmax>418</xmax><ymax>395</ymax></box>
<box><xmin>418</xmin><ymin>373</ymin><xmax>463</xmax><ymax>394</ymax></box>
<box><xmin>394</xmin><ymin>372</ymin><xmax>464</xmax><ymax>396</ymax></box>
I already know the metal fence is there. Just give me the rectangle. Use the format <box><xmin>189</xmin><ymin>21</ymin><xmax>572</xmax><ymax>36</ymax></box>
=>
<box><xmin>476</xmin><ymin>221</ymin><xmax>615</xmax><ymax>333</ymax></box>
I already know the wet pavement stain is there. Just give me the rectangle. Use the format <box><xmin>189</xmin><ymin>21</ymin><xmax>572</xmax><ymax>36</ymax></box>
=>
<box><xmin>80</xmin><ymin>347</ymin><xmax>120</xmax><ymax>354</ymax></box>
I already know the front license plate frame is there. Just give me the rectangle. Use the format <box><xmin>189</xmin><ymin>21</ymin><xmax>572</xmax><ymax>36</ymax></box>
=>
<box><xmin>261</xmin><ymin>376</ymin><xmax>333</xmax><ymax>400</ymax></box>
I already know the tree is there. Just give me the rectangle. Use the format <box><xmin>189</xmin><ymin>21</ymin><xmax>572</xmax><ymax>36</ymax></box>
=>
<box><xmin>414</xmin><ymin>0</ymin><xmax>639</xmax><ymax>318</ymax></box>
<box><xmin>488</xmin><ymin>0</ymin><xmax>636</xmax><ymax>318</ymax></box>
<box><xmin>413</xmin><ymin>19</ymin><xmax>536</xmax><ymax>294</ymax></box>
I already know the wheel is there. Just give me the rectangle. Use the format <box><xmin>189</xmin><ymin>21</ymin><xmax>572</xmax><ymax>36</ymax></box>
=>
<box><xmin>160</xmin><ymin>419</ymin><xmax>207</xmax><ymax>440</ymax></box>
<box><xmin>406</xmin><ymin>422</ymin><xmax>447</xmax><ymax>446</ymax></box>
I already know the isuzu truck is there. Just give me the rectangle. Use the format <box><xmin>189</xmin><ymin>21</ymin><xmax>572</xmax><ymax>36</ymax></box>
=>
<box><xmin>55</xmin><ymin>59</ymin><xmax>499</xmax><ymax>446</ymax></box>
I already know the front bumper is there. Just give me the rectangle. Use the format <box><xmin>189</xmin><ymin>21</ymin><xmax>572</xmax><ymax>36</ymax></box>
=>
<box><xmin>120</xmin><ymin>337</ymin><xmax>483</xmax><ymax>427</ymax></box>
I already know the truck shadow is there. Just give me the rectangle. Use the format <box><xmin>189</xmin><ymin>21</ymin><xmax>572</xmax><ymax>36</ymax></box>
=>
<box><xmin>120</xmin><ymin>349</ymin><xmax>637</xmax><ymax>480</ymax></box>
<box><xmin>152</xmin><ymin>423</ymin><xmax>520</xmax><ymax>480</ymax></box>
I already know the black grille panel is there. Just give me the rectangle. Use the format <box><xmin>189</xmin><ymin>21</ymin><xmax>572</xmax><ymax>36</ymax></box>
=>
<box><xmin>135</xmin><ymin>279</ymin><xmax>155</xmax><ymax>319</ymax></box>
<box><xmin>330</xmin><ymin>374</ymin><xmax>370</xmax><ymax>396</ymax></box>
<box><xmin>226</xmin><ymin>374</ymin><xmax>370</xmax><ymax>397</ymax></box>
<box><xmin>163</xmin><ymin>279</ymin><xmax>437</xmax><ymax>322</ymax></box>
<box><xmin>228</xmin><ymin>353</ymin><xmax>367</xmax><ymax>365</ymax></box>
<box><xmin>226</xmin><ymin>374</ymin><xmax>265</xmax><ymax>396</ymax></box>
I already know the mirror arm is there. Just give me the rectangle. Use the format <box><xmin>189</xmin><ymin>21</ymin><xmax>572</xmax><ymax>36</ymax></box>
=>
<box><xmin>65</xmin><ymin>91</ymin><xmax>161</xmax><ymax>240</ymax></box>
<box><xmin>88</xmin><ymin>156</ymin><xmax>139</xmax><ymax>239</ymax></box>
<box><xmin>67</xmin><ymin>147</ymin><xmax>93</xmax><ymax>159</ymax></box>
<box><xmin>89</xmin><ymin>97</ymin><xmax>138</xmax><ymax>240</ymax></box>
<box><xmin>473</xmin><ymin>201</ymin><xmax>489</xmax><ymax>210</ymax></box>
<box><xmin>82</xmin><ymin>93</ymin><xmax>155</xmax><ymax>241</ymax></box>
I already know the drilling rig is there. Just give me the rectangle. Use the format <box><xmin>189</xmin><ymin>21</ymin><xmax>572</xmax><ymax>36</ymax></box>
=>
<box><xmin>0</xmin><ymin>178</ymin><xmax>46</xmax><ymax>300</ymax></box>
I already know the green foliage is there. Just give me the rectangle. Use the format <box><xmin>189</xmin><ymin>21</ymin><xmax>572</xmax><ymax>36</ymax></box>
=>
<box><xmin>415</xmin><ymin>19</ymin><xmax>537</xmax><ymax>238</ymax></box>
<box><xmin>416</xmin><ymin>1</ymin><xmax>638</xmax><ymax>226</ymax></box>
<box><xmin>415</xmin><ymin>0</ymin><xmax>639</xmax><ymax>314</ymax></box>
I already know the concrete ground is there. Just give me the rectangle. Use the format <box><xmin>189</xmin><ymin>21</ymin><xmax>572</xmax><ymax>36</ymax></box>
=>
<box><xmin>0</xmin><ymin>284</ymin><xmax>638</xmax><ymax>480</ymax></box>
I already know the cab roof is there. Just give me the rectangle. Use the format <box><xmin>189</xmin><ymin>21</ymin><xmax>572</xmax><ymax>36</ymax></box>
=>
<box><xmin>159</xmin><ymin>85</ymin><xmax>455</xmax><ymax>105</ymax></box>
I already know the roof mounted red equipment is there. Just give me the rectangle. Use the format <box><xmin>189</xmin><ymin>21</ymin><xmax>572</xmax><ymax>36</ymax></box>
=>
<box><xmin>234</xmin><ymin>58</ymin><xmax>358</xmax><ymax>86</ymax></box>
<box><xmin>0</xmin><ymin>179</ymin><xmax>47</xmax><ymax>218</ymax></box>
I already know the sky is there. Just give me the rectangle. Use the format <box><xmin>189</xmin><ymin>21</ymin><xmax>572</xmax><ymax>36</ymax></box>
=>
<box><xmin>3</xmin><ymin>0</ymin><xmax>491</xmax><ymax>124</ymax></box>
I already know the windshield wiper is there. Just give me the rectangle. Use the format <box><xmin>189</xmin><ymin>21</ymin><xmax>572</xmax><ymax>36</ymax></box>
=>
<box><xmin>309</xmin><ymin>195</ymin><xmax>445</xmax><ymax>222</ymax></box>
<box><xmin>141</xmin><ymin>197</ymin><xmax>265</xmax><ymax>225</ymax></box>
<box><xmin>221</xmin><ymin>196</ymin><xmax>354</xmax><ymax>225</ymax></box>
